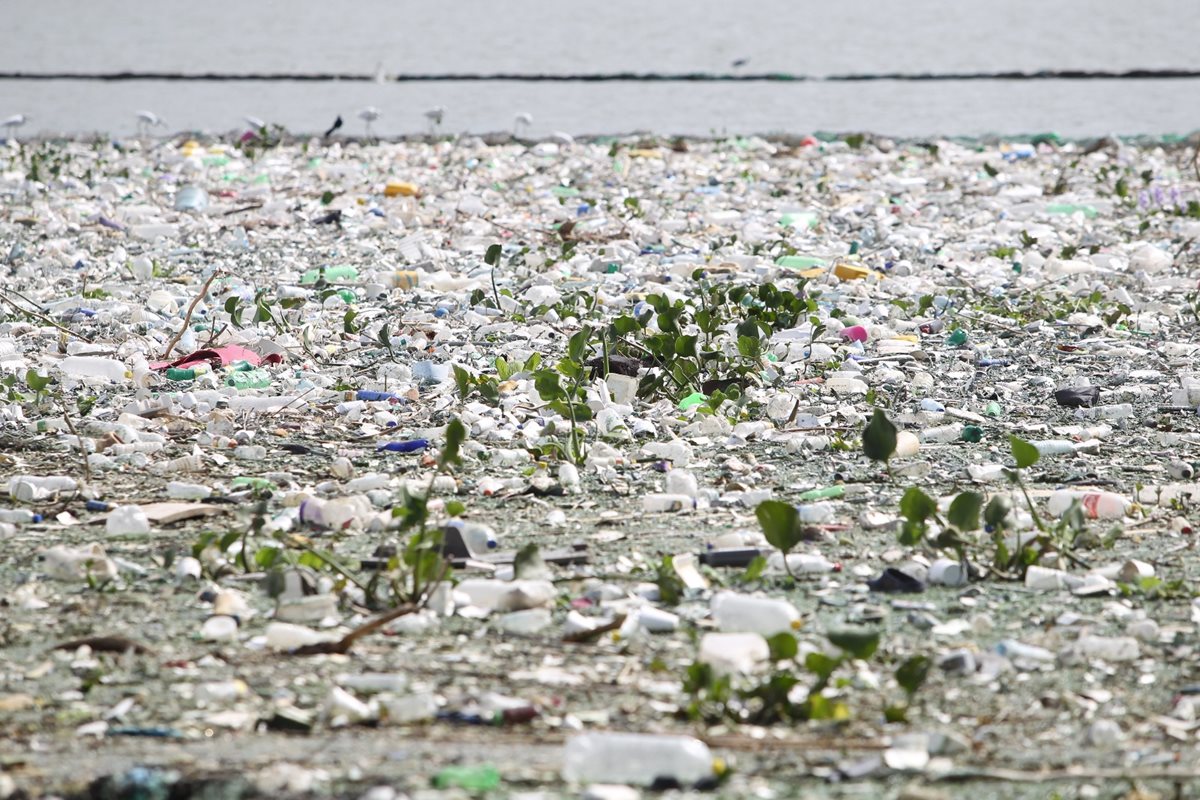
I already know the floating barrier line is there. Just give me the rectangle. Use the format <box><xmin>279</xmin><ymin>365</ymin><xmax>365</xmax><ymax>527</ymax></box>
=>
<box><xmin>0</xmin><ymin>69</ymin><xmax>1198</xmax><ymax>83</ymax></box>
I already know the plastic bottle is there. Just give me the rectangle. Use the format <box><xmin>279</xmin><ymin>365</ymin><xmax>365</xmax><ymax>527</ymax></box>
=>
<box><xmin>769</xmin><ymin>552</ymin><xmax>840</xmax><ymax>574</ymax></box>
<box><xmin>226</xmin><ymin>369</ymin><xmax>271</xmax><ymax>390</ymax></box>
<box><xmin>9</xmin><ymin>475</ymin><xmax>77</xmax><ymax>502</ymax></box>
<box><xmin>796</xmin><ymin>502</ymin><xmax>834</xmax><ymax>523</ymax></box>
<box><xmin>665</xmin><ymin>469</ymin><xmax>699</xmax><ymax>497</ymax></box>
<box><xmin>995</xmin><ymin>639</ymin><xmax>1055</xmax><ymax>663</ymax></box>
<box><xmin>642</xmin><ymin>493</ymin><xmax>697</xmax><ymax>512</ymax></box>
<box><xmin>166</xmin><ymin>481</ymin><xmax>212</xmax><ymax>499</ymax></box>
<box><xmin>921</xmin><ymin>423</ymin><xmax>964</xmax><ymax>443</ymax></box>
<box><xmin>562</xmin><ymin>732</ymin><xmax>715</xmax><ymax>786</ymax></box>
<box><xmin>298</xmin><ymin>496</ymin><xmax>374</xmax><ymax>530</ymax></box>
<box><xmin>166</xmin><ymin>364</ymin><xmax>212</xmax><ymax>381</ymax></box>
<box><xmin>0</xmin><ymin>508</ymin><xmax>42</xmax><ymax>524</ymax></box>
<box><xmin>106</xmin><ymin>505</ymin><xmax>151</xmax><ymax>536</ymax></box>
<box><xmin>61</xmin><ymin>356</ymin><xmax>129</xmax><ymax>382</ymax></box>
<box><xmin>1047</xmin><ymin>490</ymin><xmax>1130</xmax><ymax>519</ymax></box>
<box><xmin>1074</xmin><ymin>404</ymin><xmax>1134</xmax><ymax>421</ymax></box>
<box><xmin>797</xmin><ymin>485</ymin><xmax>844</xmax><ymax>502</ymax></box>
<box><xmin>376</xmin><ymin>439</ymin><xmax>428</xmax><ymax>453</ymax></box>
<box><xmin>432</xmin><ymin>765</ymin><xmax>501</xmax><ymax>792</ymax></box>
<box><xmin>264</xmin><ymin>622</ymin><xmax>335</xmax><ymax>650</ymax></box>
<box><xmin>711</xmin><ymin>591</ymin><xmax>800</xmax><ymax>635</ymax></box>
<box><xmin>1069</xmin><ymin>635</ymin><xmax>1140</xmax><ymax>662</ymax></box>
<box><xmin>444</xmin><ymin>519</ymin><xmax>499</xmax><ymax>553</ymax></box>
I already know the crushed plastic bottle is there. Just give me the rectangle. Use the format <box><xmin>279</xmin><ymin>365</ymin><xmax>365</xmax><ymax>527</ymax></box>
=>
<box><xmin>563</xmin><ymin>732</ymin><xmax>716</xmax><ymax>786</ymax></box>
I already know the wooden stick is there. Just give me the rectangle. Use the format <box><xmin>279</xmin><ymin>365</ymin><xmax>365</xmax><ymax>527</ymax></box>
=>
<box><xmin>160</xmin><ymin>270</ymin><xmax>221</xmax><ymax>360</ymax></box>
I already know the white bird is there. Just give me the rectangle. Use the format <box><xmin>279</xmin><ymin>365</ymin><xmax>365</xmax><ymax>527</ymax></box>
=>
<box><xmin>244</xmin><ymin>115</ymin><xmax>266</xmax><ymax>132</ymax></box>
<box><xmin>2</xmin><ymin>114</ymin><xmax>28</xmax><ymax>138</ymax></box>
<box><xmin>135</xmin><ymin>110</ymin><xmax>166</xmax><ymax>137</ymax></box>
<box><xmin>513</xmin><ymin>112</ymin><xmax>533</xmax><ymax>138</ymax></box>
<box><xmin>424</xmin><ymin>106</ymin><xmax>445</xmax><ymax>136</ymax></box>
<box><xmin>358</xmin><ymin>106</ymin><xmax>381</xmax><ymax>138</ymax></box>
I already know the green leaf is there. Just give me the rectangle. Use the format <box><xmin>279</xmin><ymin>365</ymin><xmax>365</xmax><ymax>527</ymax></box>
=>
<box><xmin>342</xmin><ymin>308</ymin><xmax>358</xmax><ymax>333</ymax></box>
<box><xmin>804</xmin><ymin>652</ymin><xmax>841</xmax><ymax>684</ymax></box>
<box><xmin>899</xmin><ymin>486</ymin><xmax>937</xmax><ymax>523</ymax></box>
<box><xmin>452</xmin><ymin>365</ymin><xmax>474</xmax><ymax>400</ymax></box>
<box><xmin>984</xmin><ymin>495</ymin><xmax>1012</xmax><ymax>530</ymax></box>
<box><xmin>827</xmin><ymin>628</ymin><xmax>880</xmax><ymax>660</ymax></box>
<box><xmin>1009</xmin><ymin>435</ymin><xmax>1040</xmax><ymax>469</ymax></box>
<box><xmin>439</xmin><ymin>417</ymin><xmax>466</xmax><ymax>470</ymax></box>
<box><xmin>445</xmin><ymin>500</ymin><xmax>466</xmax><ymax>517</ymax></box>
<box><xmin>567</xmin><ymin>328</ymin><xmax>591</xmax><ymax>363</ymax></box>
<box><xmin>24</xmin><ymin>370</ymin><xmax>51</xmax><ymax>393</ymax></box>
<box><xmin>862</xmin><ymin>408</ymin><xmax>897</xmax><ymax>464</ymax></box>
<box><xmin>895</xmin><ymin>655</ymin><xmax>931</xmax><ymax>697</ymax></box>
<box><xmin>983</xmin><ymin>162</ymin><xmax>999</xmax><ymax>177</ymax></box>
<box><xmin>766</xmin><ymin>632</ymin><xmax>799</xmax><ymax>661</ymax></box>
<box><xmin>947</xmin><ymin>491</ymin><xmax>983</xmax><ymax>532</ymax></box>
<box><xmin>254</xmin><ymin>546</ymin><xmax>281</xmax><ymax>569</ymax></box>
<box><xmin>755</xmin><ymin>500</ymin><xmax>804</xmax><ymax>555</ymax></box>
<box><xmin>674</xmin><ymin>334</ymin><xmax>698</xmax><ymax>358</ymax></box>
<box><xmin>736</xmin><ymin>335</ymin><xmax>761</xmax><ymax>359</ymax></box>
<box><xmin>218</xmin><ymin>530</ymin><xmax>241</xmax><ymax>552</ymax></box>
<box><xmin>484</xmin><ymin>243</ymin><xmax>503</xmax><ymax>267</ymax></box>
<box><xmin>320</xmin><ymin>190</ymin><xmax>334</xmax><ymax>205</ymax></box>
<box><xmin>741</xmin><ymin>555</ymin><xmax>767</xmax><ymax>582</ymax></box>
<box><xmin>884</xmin><ymin>704</ymin><xmax>909</xmax><ymax>723</ymax></box>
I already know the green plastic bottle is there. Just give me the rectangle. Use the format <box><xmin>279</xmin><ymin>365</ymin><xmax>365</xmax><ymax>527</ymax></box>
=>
<box><xmin>300</xmin><ymin>265</ymin><xmax>359</xmax><ymax>285</ymax></box>
<box><xmin>798</xmin><ymin>485</ymin><xmax>844</xmax><ymax>502</ymax></box>
<box><xmin>227</xmin><ymin>369</ymin><xmax>271</xmax><ymax>390</ymax></box>
<box><xmin>431</xmin><ymin>765</ymin><xmax>500</xmax><ymax>791</ymax></box>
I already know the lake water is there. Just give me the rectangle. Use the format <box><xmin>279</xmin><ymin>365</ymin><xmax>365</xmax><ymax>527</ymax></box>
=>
<box><xmin>4</xmin><ymin>0</ymin><xmax>1197</xmax><ymax>138</ymax></box>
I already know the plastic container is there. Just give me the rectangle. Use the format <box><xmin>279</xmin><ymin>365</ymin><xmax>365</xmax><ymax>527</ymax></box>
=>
<box><xmin>711</xmin><ymin>591</ymin><xmax>800</xmax><ymax>635</ymax></box>
<box><xmin>562</xmin><ymin>732</ymin><xmax>715</xmax><ymax>786</ymax></box>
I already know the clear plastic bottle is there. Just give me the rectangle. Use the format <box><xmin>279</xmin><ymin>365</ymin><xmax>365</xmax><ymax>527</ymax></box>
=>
<box><xmin>920</xmin><ymin>423</ymin><xmax>963</xmax><ymax>443</ymax></box>
<box><xmin>562</xmin><ymin>732</ymin><xmax>715</xmax><ymax>786</ymax></box>
<box><xmin>711</xmin><ymin>591</ymin><xmax>800</xmax><ymax>635</ymax></box>
<box><xmin>61</xmin><ymin>356</ymin><xmax>129</xmax><ymax>382</ymax></box>
<box><xmin>1047</xmin><ymin>490</ymin><xmax>1130</xmax><ymax>519</ymax></box>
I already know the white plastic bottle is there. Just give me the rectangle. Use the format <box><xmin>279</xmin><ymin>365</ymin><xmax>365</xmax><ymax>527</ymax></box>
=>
<box><xmin>642</xmin><ymin>493</ymin><xmax>698</xmax><ymax>513</ymax></box>
<box><xmin>444</xmin><ymin>519</ymin><xmax>499</xmax><ymax>552</ymax></box>
<box><xmin>1046</xmin><ymin>490</ymin><xmax>1130</xmax><ymax>519</ymax></box>
<box><xmin>711</xmin><ymin>591</ymin><xmax>800</xmax><ymax>636</ymax></box>
<box><xmin>769</xmin><ymin>552</ymin><xmax>838</xmax><ymax>574</ymax></box>
<box><xmin>60</xmin><ymin>356</ymin><xmax>129</xmax><ymax>382</ymax></box>
<box><xmin>298</xmin><ymin>496</ymin><xmax>374</xmax><ymax>530</ymax></box>
<box><xmin>562</xmin><ymin>732</ymin><xmax>715</xmax><ymax>786</ymax></box>
<box><xmin>9</xmin><ymin>475</ymin><xmax>77</xmax><ymax>502</ymax></box>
